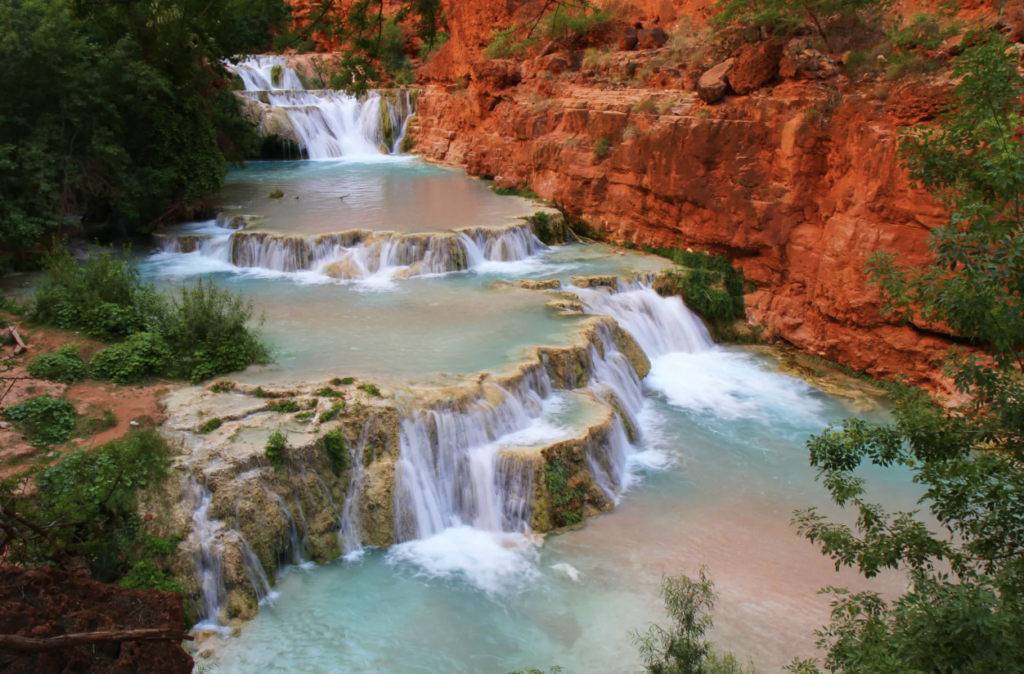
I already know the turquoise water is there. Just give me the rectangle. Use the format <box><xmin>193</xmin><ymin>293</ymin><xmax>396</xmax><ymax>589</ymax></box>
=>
<box><xmin>206</xmin><ymin>349</ymin><xmax>917</xmax><ymax>673</ymax></box>
<box><xmin>215</xmin><ymin>159</ymin><xmax>538</xmax><ymax>235</ymax></box>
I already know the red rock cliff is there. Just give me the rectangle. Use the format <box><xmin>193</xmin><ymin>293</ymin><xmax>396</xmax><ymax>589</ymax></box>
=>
<box><xmin>409</xmin><ymin>0</ymin><xmax>1022</xmax><ymax>391</ymax></box>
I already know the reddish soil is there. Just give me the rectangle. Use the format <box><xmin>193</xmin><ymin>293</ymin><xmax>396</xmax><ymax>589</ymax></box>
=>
<box><xmin>0</xmin><ymin>565</ymin><xmax>193</xmax><ymax>674</ymax></box>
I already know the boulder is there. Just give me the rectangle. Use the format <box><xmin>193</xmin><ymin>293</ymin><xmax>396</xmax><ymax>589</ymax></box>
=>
<box><xmin>571</xmin><ymin>275</ymin><xmax>619</xmax><ymax>289</ymax></box>
<box><xmin>637</xmin><ymin>27</ymin><xmax>669</xmax><ymax>50</ymax></box>
<box><xmin>729</xmin><ymin>40</ymin><xmax>784</xmax><ymax>95</ymax></box>
<box><xmin>697</xmin><ymin>58</ymin><xmax>735</xmax><ymax>104</ymax></box>
<box><xmin>779</xmin><ymin>38</ymin><xmax>838</xmax><ymax>80</ymax></box>
<box><xmin>619</xmin><ymin>26</ymin><xmax>639</xmax><ymax>51</ymax></box>
<box><xmin>519</xmin><ymin>279</ymin><xmax>562</xmax><ymax>290</ymax></box>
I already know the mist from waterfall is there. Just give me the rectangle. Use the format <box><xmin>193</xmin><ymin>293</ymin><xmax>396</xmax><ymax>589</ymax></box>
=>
<box><xmin>229</xmin><ymin>55</ymin><xmax>415</xmax><ymax>159</ymax></box>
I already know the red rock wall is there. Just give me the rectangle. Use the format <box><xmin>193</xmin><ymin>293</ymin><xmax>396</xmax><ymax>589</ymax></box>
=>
<box><xmin>413</xmin><ymin>64</ymin><xmax>960</xmax><ymax>389</ymax></box>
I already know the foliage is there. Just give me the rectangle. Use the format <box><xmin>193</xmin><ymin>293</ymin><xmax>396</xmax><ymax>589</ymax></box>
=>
<box><xmin>531</xmin><ymin>212</ymin><xmax>557</xmax><ymax>245</ymax></box>
<box><xmin>645</xmin><ymin>248</ymin><xmax>746</xmax><ymax>324</ymax></box>
<box><xmin>358</xmin><ymin>383</ymin><xmax>381</xmax><ymax>397</ymax></box>
<box><xmin>27</xmin><ymin>345</ymin><xmax>88</xmax><ymax>384</ymax></box>
<box><xmin>333</xmin><ymin>377</ymin><xmax>355</xmax><ymax>386</ymax></box>
<box><xmin>544</xmin><ymin>458</ymin><xmax>586</xmax><ymax>527</ymax></box>
<box><xmin>143</xmin><ymin>534</ymin><xmax>181</xmax><ymax>557</ymax></box>
<box><xmin>266</xmin><ymin>399</ymin><xmax>300</xmax><ymax>413</ymax></box>
<box><xmin>269</xmin><ymin>189</ymin><xmax>284</xmax><ymax>199</ymax></box>
<box><xmin>711</xmin><ymin>0</ymin><xmax>891</xmax><ymax>50</ymax></box>
<box><xmin>90</xmin><ymin>332</ymin><xmax>171</xmax><ymax>384</ymax></box>
<box><xmin>317</xmin><ymin>386</ymin><xmax>345</xmax><ymax>398</ymax></box>
<box><xmin>30</xmin><ymin>248</ymin><xmax>165</xmax><ymax>341</ymax></box>
<box><xmin>484</xmin><ymin>25</ymin><xmax>539</xmax><ymax>59</ymax></box>
<box><xmin>265</xmin><ymin>430</ymin><xmax>287</xmax><ymax>467</ymax></box>
<box><xmin>786</xmin><ymin>37</ymin><xmax>1024</xmax><ymax>673</ymax></box>
<box><xmin>319</xmin><ymin>402</ymin><xmax>345</xmax><ymax>423</ymax></box>
<box><xmin>322</xmin><ymin>430</ymin><xmax>349</xmax><ymax>475</ymax></box>
<box><xmin>0</xmin><ymin>0</ymin><xmax>289</xmax><ymax>260</ymax></box>
<box><xmin>887</xmin><ymin>13</ymin><xmax>950</xmax><ymax>52</ymax></box>
<box><xmin>3</xmin><ymin>395</ymin><xmax>78</xmax><ymax>447</ymax></box>
<box><xmin>594</xmin><ymin>137</ymin><xmax>612</xmax><ymax>158</ymax></box>
<box><xmin>419</xmin><ymin>30</ymin><xmax>449</xmax><ymax>61</ymax></box>
<box><xmin>119</xmin><ymin>559</ymin><xmax>184</xmax><ymax>594</ymax></box>
<box><xmin>635</xmin><ymin>570</ymin><xmax>756</xmax><ymax>674</ymax></box>
<box><xmin>75</xmin><ymin>408</ymin><xmax>118</xmax><ymax>437</ymax></box>
<box><xmin>198</xmin><ymin>418</ymin><xmax>223</xmax><ymax>434</ymax></box>
<box><xmin>0</xmin><ymin>429</ymin><xmax>171</xmax><ymax>581</ymax></box>
<box><xmin>542</xmin><ymin>3</ymin><xmax>616</xmax><ymax>50</ymax></box>
<box><xmin>161</xmin><ymin>278</ymin><xmax>270</xmax><ymax>384</ymax></box>
<box><xmin>493</xmin><ymin>185</ymin><xmax>539</xmax><ymax>200</ymax></box>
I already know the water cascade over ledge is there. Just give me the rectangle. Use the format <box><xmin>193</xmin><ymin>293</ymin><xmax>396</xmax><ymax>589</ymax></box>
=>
<box><xmin>228</xmin><ymin>55</ymin><xmax>416</xmax><ymax>159</ymax></box>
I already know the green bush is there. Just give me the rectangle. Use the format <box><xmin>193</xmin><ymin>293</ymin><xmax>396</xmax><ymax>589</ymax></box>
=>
<box><xmin>419</xmin><ymin>30</ymin><xmax>449</xmax><ymax>61</ymax></box>
<box><xmin>484</xmin><ymin>26</ymin><xmax>537</xmax><ymax>59</ymax></box>
<box><xmin>358</xmin><ymin>383</ymin><xmax>381</xmax><ymax>397</ymax></box>
<box><xmin>265</xmin><ymin>430</ymin><xmax>287</xmax><ymax>468</ymax></box>
<box><xmin>266</xmin><ymin>399</ymin><xmax>300</xmax><ymax>413</ymax></box>
<box><xmin>322</xmin><ymin>430</ymin><xmax>348</xmax><ymax>475</ymax></box>
<box><xmin>888</xmin><ymin>13</ymin><xmax>947</xmax><ymax>51</ymax></box>
<box><xmin>90</xmin><ymin>332</ymin><xmax>171</xmax><ymax>384</ymax></box>
<box><xmin>160</xmin><ymin>278</ymin><xmax>271</xmax><ymax>384</ymax></box>
<box><xmin>27</xmin><ymin>345</ymin><xmax>88</xmax><ymax>384</ymax></box>
<box><xmin>319</xmin><ymin>402</ymin><xmax>345</xmax><ymax>422</ymax></box>
<box><xmin>493</xmin><ymin>185</ymin><xmax>539</xmax><ymax>199</ymax></box>
<box><xmin>30</xmin><ymin>248</ymin><xmax>165</xmax><ymax>341</ymax></box>
<box><xmin>332</xmin><ymin>377</ymin><xmax>355</xmax><ymax>386</ymax></box>
<box><xmin>3</xmin><ymin>395</ymin><xmax>78</xmax><ymax>447</ymax></box>
<box><xmin>269</xmin><ymin>189</ymin><xmax>284</xmax><ymax>199</ymax></box>
<box><xmin>119</xmin><ymin>559</ymin><xmax>183</xmax><ymax>594</ymax></box>
<box><xmin>17</xmin><ymin>428</ymin><xmax>172</xmax><ymax>575</ymax></box>
<box><xmin>198</xmin><ymin>417</ymin><xmax>222</xmax><ymax>434</ymax></box>
<box><xmin>143</xmin><ymin>534</ymin><xmax>181</xmax><ymax>557</ymax></box>
<box><xmin>594</xmin><ymin>137</ymin><xmax>612</xmax><ymax>158</ymax></box>
<box><xmin>317</xmin><ymin>387</ymin><xmax>344</xmax><ymax>398</ymax></box>
<box><xmin>542</xmin><ymin>4</ymin><xmax>616</xmax><ymax>50</ymax></box>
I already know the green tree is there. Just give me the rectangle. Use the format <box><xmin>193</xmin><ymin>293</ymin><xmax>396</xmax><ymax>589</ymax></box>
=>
<box><xmin>787</xmin><ymin>35</ymin><xmax>1024</xmax><ymax>673</ymax></box>
<box><xmin>634</xmin><ymin>569</ymin><xmax>755</xmax><ymax>674</ymax></box>
<box><xmin>0</xmin><ymin>0</ymin><xmax>288</xmax><ymax>265</ymax></box>
<box><xmin>711</xmin><ymin>0</ymin><xmax>890</xmax><ymax>51</ymax></box>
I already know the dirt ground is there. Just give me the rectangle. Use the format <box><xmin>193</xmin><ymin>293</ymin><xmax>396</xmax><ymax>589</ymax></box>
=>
<box><xmin>0</xmin><ymin>316</ymin><xmax>172</xmax><ymax>480</ymax></box>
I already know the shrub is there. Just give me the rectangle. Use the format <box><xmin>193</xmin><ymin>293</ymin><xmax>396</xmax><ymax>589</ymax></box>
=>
<box><xmin>143</xmin><ymin>534</ymin><xmax>180</xmax><ymax>557</ymax></box>
<box><xmin>594</xmin><ymin>137</ymin><xmax>612</xmax><ymax>158</ymax></box>
<box><xmin>492</xmin><ymin>185</ymin><xmax>539</xmax><ymax>199</ymax></box>
<box><xmin>119</xmin><ymin>559</ymin><xmax>183</xmax><ymax>594</ymax></box>
<box><xmin>75</xmin><ymin>409</ymin><xmax>117</xmax><ymax>437</ymax></box>
<box><xmin>27</xmin><ymin>345</ymin><xmax>88</xmax><ymax>384</ymax></box>
<box><xmin>484</xmin><ymin>26</ymin><xmax>537</xmax><ymax>59</ymax></box>
<box><xmin>317</xmin><ymin>387</ymin><xmax>344</xmax><ymax>398</ymax></box>
<box><xmin>333</xmin><ymin>377</ymin><xmax>355</xmax><ymax>386</ymax></box>
<box><xmin>198</xmin><ymin>417</ymin><xmax>222</xmax><ymax>434</ymax></box>
<box><xmin>160</xmin><ymin>278</ymin><xmax>271</xmax><ymax>384</ymax></box>
<box><xmin>543</xmin><ymin>4</ymin><xmax>616</xmax><ymax>50</ymax></box>
<box><xmin>322</xmin><ymin>430</ymin><xmax>348</xmax><ymax>475</ymax></box>
<box><xmin>17</xmin><ymin>428</ymin><xmax>172</xmax><ymax>574</ymax></box>
<box><xmin>3</xmin><ymin>395</ymin><xmax>78</xmax><ymax>447</ymax></box>
<box><xmin>265</xmin><ymin>430</ymin><xmax>287</xmax><ymax>467</ymax></box>
<box><xmin>622</xmin><ymin>125</ymin><xmax>640</xmax><ymax>141</ymax></box>
<box><xmin>30</xmin><ymin>248</ymin><xmax>165</xmax><ymax>340</ymax></box>
<box><xmin>266</xmin><ymin>399</ymin><xmax>300</xmax><ymax>413</ymax></box>
<box><xmin>419</xmin><ymin>30</ymin><xmax>450</xmax><ymax>61</ymax></box>
<box><xmin>319</xmin><ymin>402</ymin><xmax>345</xmax><ymax>422</ymax></box>
<box><xmin>269</xmin><ymin>189</ymin><xmax>284</xmax><ymax>199</ymax></box>
<box><xmin>90</xmin><ymin>332</ymin><xmax>171</xmax><ymax>384</ymax></box>
<box><xmin>888</xmin><ymin>13</ymin><xmax>947</xmax><ymax>51</ymax></box>
<box><xmin>632</xmin><ymin>98</ymin><xmax>657</xmax><ymax>114</ymax></box>
<box><xmin>295</xmin><ymin>410</ymin><xmax>315</xmax><ymax>420</ymax></box>
<box><xmin>358</xmin><ymin>383</ymin><xmax>381</xmax><ymax>397</ymax></box>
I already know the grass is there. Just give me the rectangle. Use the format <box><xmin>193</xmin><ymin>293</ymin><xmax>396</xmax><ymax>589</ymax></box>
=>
<box><xmin>198</xmin><ymin>417</ymin><xmax>223</xmax><ymax>434</ymax></box>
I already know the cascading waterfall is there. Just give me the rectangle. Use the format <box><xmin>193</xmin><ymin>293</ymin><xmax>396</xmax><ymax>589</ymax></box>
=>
<box><xmin>340</xmin><ymin>422</ymin><xmax>376</xmax><ymax>555</ymax></box>
<box><xmin>262</xmin><ymin>483</ymin><xmax>308</xmax><ymax>567</ymax></box>
<box><xmin>155</xmin><ymin>221</ymin><xmax>546</xmax><ymax>282</ymax></box>
<box><xmin>188</xmin><ymin>479</ymin><xmax>275</xmax><ymax>628</ymax></box>
<box><xmin>228</xmin><ymin>55</ymin><xmax>416</xmax><ymax>159</ymax></box>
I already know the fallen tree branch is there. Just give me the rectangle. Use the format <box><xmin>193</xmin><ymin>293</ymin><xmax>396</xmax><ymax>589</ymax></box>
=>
<box><xmin>0</xmin><ymin>629</ymin><xmax>193</xmax><ymax>652</ymax></box>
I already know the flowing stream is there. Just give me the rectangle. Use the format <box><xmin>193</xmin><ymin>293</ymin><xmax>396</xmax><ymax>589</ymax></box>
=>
<box><xmin>146</xmin><ymin>156</ymin><xmax>919</xmax><ymax>673</ymax></box>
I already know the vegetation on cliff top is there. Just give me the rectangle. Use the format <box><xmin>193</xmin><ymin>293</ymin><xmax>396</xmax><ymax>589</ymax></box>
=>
<box><xmin>785</xmin><ymin>36</ymin><xmax>1024</xmax><ymax>673</ymax></box>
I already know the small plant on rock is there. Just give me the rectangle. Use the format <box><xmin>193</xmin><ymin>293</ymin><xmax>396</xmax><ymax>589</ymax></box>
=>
<box><xmin>593</xmin><ymin>137</ymin><xmax>612</xmax><ymax>158</ymax></box>
<box><xmin>265</xmin><ymin>430</ymin><xmax>287</xmax><ymax>468</ymax></box>
<box><xmin>268</xmin><ymin>189</ymin><xmax>284</xmax><ymax>199</ymax></box>
<box><xmin>319</xmin><ymin>402</ymin><xmax>345</xmax><ymax>422</ymax></box>
<box><xmin>198</xmin><ymin>418</ymin><xmax>223</xmax><ymax>434</ymax></box>
<box><xmin>357</xmin><ymin>383</ymin><xmax>381</xmax><ymax>397</ymax></box>
<box><xmin>322</xmin><ymin>430</ymin><xmax>348</xmax><ymax>475</ymax></box>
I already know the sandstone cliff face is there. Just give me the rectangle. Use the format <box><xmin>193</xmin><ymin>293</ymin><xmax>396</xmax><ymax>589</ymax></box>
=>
<box><xmin>401</xmin><ymin>0</ymin><xmax>998</xmax><ymax>391</ymax></box>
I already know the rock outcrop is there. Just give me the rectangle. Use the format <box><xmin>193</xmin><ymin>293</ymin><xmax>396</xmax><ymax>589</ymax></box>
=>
<box><xmin>697</xmin><ymin>58</ymin><xmax>735</xmax><ymax>103</ymax></box>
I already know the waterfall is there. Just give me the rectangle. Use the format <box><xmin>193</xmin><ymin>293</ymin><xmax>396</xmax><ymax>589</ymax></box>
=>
<box><xmin>228</xmin><ymin>56</ymin><xmax>416</xmax><ymax>159</ymax></box>
<box><xmin>340</xmin><ymin>422</ymin><xmax>376</xmax><ymax>556</ymax></box>
<box><xmin>156</xmin><ymin>221</ymin><xmax>546</xmax><ymax>282</ymax></box>
<box><xmin>575</xmin><ymin>283</ymin><xmax>714</xmax><ymax>357</ymax></box>
<box><xmin>188</xmin><ymin>479</ymin><xmax>275</xmax><ymax>628</ymax></box>
<box><xmin>392</xmin><ymin>370</ymin><xmax>552</xmax><ymax>542</ymax></box>
<box><xmin>261</xmin><ymin>483</ymin><xmax>309</xmax><ymax>567</ymax></box>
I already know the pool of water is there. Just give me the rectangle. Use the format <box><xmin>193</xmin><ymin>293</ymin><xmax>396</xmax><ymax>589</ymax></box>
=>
<box><xmin>214</xmin><ymin>159</ymin><xmax>539</xmax><ymax>235</ymax></box>
<box><xmin>207</xmin><ymin>347</ymin><xmax>917</xmax><ymax>674</ymax></box>
<box><xmin>141</xmin><ymin>238</ymin><xmax>670</xmax><ymax>386</ymax></box>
